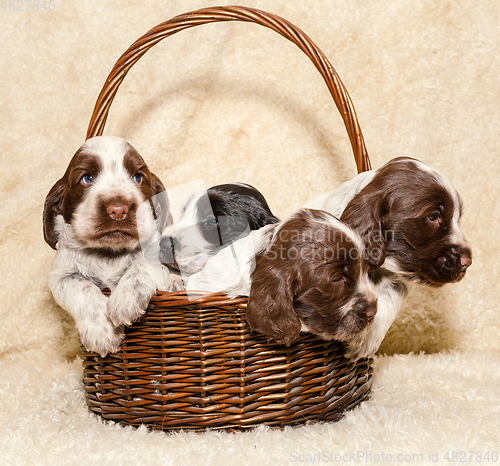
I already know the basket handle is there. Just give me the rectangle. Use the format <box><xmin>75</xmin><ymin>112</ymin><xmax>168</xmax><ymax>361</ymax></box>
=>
<box><xmin>86</xmin><ymin>5</ymin><xmax>371</xmax><ymax>173</ymax></box>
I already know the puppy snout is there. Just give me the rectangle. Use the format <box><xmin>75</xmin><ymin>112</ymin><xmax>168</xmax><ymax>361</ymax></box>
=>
<box><xmin>440</xmin><ymin>247</ymin><xmax>459</xmax><ymax>271</ymax></box>
<box><xmin>159</xmin><ymin>235</ymin><xmax>173</xmax><ymax>250</ymax></box>
<box><xmin>107</xmin><ymin>203</ymin><xmax>129</xmax><ymax>221</ymax></box>
<box><xmin>366</xmin><ymin>304</ymin><xmax>377</xmax><ymax>319</ymax></box>
<box><xmin>438</xmin><ymin>245</ymin><xmax>472</xmax><ymax>277</ymax></box>
<box><xmin>353</xmin><ymin>296</ymin><xmax>377</xmax><ymax>322</ymax></box>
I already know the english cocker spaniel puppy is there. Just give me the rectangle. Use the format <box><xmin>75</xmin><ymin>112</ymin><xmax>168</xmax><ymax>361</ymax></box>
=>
<box><xmin>43</xmin><ymin>136</ymin><xmax>176</xmax><ymax>356</ymax></box>
<box><xmin>305</xmin><ymin>156</ymin><xmax>472</xmax><ymax>359</ymax></box>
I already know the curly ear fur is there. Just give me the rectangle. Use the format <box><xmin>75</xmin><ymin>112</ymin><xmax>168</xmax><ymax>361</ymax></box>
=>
<box><xmin>246</xmin><ymin>258</ymin><xmax>302</xmax><ymax>347</ymax></box>
<box><xmin>341</xmin><ymin>190</ymin><xmax>387</xmax><ymax>271</ymax></box>
<box><xmin>43</xmin><ymin>178</ymin><xmax>67</xmax><ymax>249</ymax></box>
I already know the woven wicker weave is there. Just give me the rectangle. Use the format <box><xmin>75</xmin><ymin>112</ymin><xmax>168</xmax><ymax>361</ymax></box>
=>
<box><xmin>82</xmin><ymin>6</ymin><xmax>373</xmax><ymax>431</ymax></box>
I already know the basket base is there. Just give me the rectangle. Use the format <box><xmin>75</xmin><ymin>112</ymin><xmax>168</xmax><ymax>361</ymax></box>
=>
<box><xmin>82</xmin><ymin>293</ymin><xmax>373</xmax><ymax>431</ymax></box>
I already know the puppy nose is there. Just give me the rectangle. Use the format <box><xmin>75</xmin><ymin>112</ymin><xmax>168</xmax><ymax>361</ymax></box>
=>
<box><xmin>460</xmin><ymin>254</ymin><xmax>472</xmax><ymax>271</ymax></box>
<box><xmin>365</xmin><ymin>300</ymin><xmax>377</xmax><ymax>320</ymax></box>
<box><xmin>354</xmin><ymin>297</ymin><xmax>377</xmax><ymax>320</ymax></box>
<box><xmin>107</xmin><ymin>203</ymin><xmax>129</xmax><ymax>221</ymax></box>
<box><xmin>159</xmin><ymin>235</ymin><xmax>172</xmax><ymax>251</ymax></box>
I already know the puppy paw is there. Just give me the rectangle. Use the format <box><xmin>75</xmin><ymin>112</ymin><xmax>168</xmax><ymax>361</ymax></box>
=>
<box><xmin>106</xmin><ymin>285</ymin><xmax>153</xmax><ymax>327</ymax></box>
<box><xmin>163</xmin><ymin>273</ymin><xmax>185</xmax><ymax>292</ymax></box>
<box><xmin>67</xmin><ymin>288</ymin><xmax>124</xmax><ymax>357</ymax></box>
<box><xmin>80</xmin><ymin>318</ymin><xmax>124</xmax><ymax>357</ymax></box>
<box><xmin>343</xmin><ymin>336</ymin><xmax>378</xmax><ymax>360</ymax></box>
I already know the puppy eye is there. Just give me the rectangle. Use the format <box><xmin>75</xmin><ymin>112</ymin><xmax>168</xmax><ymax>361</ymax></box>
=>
<box><xmin>133</xmin><ymin>173</ymin><xmax>142</xmax><ymax>183</ymax></box>
<box><xmin>427</xmin><ymin>212</ymin><xmax>441</xmax><ymax>223</ymax></box>
<box><xmin>81</xmin><ymin>174</ymin><xmax>94</xmax><ymax>185</ymax></box>
<box><xmin>331</xmin><ymin>274</ymin><xmax>347</xmax><ymax>284</ymax></box>
<box><xmin>205</xmin><ymin>217</ymin><xmax>218</xmax><ymax>226</ymax></box>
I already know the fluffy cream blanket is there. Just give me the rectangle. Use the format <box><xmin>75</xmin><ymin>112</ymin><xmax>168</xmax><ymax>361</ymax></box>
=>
<box><xmin>1</xmin><ymin>1</ymin><xmax>499</xmax><ymax>464</ymax></box>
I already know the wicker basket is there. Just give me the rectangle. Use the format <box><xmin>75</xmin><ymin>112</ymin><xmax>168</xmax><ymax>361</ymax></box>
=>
<box><xmin>82</xmin><ymin>5</ymin><xmax>373</xmax><ymax>431</ymax></box>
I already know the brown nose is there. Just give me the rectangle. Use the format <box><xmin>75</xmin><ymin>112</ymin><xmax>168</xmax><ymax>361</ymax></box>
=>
<box><xmin>460</xmin><ymin>254</ymin><xmax>472</xmax><ymax>272</ymax></box>
<box><xmin>366</xmin><ymin>300</ymin><xmax>377</xmax><ymax>321</ymax></box>
<box><xmin>107</xmin><ymin>203</ymin><xmax>129</xmax><ymax>221</ymax></box>
<box><xmin>354</xmin><ymin>297</ymin><xmax>377</xmax><ymax>320</ymax></box>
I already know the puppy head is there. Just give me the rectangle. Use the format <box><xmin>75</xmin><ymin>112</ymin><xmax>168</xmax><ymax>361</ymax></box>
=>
<box><xmin>43</xmin><ymin>136</ymin><xmax>170</xmax><ymax>252</ymax></box>
<box><xmin>159</xmin><ymin>183</ymin><xmax>279</xmax><ymax>274</ymax></box>
<box><xmin>341</xmin><ymin>157</ymin><xmax>472</xmax><ymax>286</ymax></box>
<box><xmin>246</xmin><ymin>208</ymin><xmax>378</xmax><ymax>347</ymax></box>
<box><xmin>207</xmin><ymin>183</ymin><xmax>279</xmax><ymax>233</ymax></box>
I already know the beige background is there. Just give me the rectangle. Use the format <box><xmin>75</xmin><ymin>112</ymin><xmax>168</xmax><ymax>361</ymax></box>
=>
<box><xmin>1</xmin><ymin>0</ymin><xmax>499</xmax><ymax>463</ymax></box>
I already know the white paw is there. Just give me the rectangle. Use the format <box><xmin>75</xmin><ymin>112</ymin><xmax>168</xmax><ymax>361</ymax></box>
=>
<box><xmin>343</xmin><ymin>333</ymin><xmax>379</xmax><ymax>360</ymax></box>
<box><xmin>162</xmin><ymin>273</ymin><xmax>185</xmax><ymax>292</ymax></box>
<box><xmin>79</xmin><ymin>314</ymin><xmax>124</xmax><ymax>357</ymax></box>
<box><xmin>63</xmin><ymin>286</ymin><xmax>124</xmax><ymax>357</ymax></box>
<box><xmin>106</xmin><ymin>284</ymin><xmax>154</xmax><ymax>327</ymax></box>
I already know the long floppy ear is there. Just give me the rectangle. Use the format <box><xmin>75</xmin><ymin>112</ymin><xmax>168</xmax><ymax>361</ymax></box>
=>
<box><xmin>43</xmin><ymin>179</ymin><xmax>66</xmax><ymax>250</ymax></box>
<box><xmin>340</xmin><ymin>191</ymin><xmax>387</xmax><ymax>271</ymax></box>
<box><xmin>151</xmin><ymin>173</ymin><xmax>172</xmax><ymax>231</ymax></box>
<box><xmin>246</xmin><ymin>255</ymin><xmax>302</xmax><ymax>347</ymax></box>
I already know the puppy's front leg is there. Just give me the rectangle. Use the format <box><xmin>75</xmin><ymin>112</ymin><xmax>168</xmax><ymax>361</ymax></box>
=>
<box><xmin>49</xmin><ymin>271</ymin><xmax>124</xmax><ymax>357</ymax></box>
<box><xmin>107</xmin><ymin>260</ymin><xmax>174</xmax><ymax>327</ymax></box>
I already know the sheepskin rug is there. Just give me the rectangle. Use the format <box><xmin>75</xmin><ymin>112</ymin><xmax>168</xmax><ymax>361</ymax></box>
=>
<box><xmin>1</xmin><ymin>1</ymin><xmax>499</xmax><ymax>464</ymax></box>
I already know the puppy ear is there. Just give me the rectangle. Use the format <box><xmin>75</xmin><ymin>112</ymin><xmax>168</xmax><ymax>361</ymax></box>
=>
<box><xmin>151</xmin><ymin>173</ymin><xmax>173</xmax><ymax>230</ymax></box>
<box><xmin>246</xmin><ymin>257</ymin><xmax>302</xmax><ymax>347</ymax></box>
<box><xmin>360</xmin><ymin>215</ymin><xmax>386</xmax><ymax>271</ymax></box>
<box><xmin>43</xmin><ymin>179</ymin><xmax>66</xmax><ymax>249</ymax></box>
<box><xmin>341</xmin><ymin>194</ymin><xmax>387</xmax><ymax>271</ymax></box>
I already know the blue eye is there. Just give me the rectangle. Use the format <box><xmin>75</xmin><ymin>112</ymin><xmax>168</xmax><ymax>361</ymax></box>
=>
<box><xmin>133</xmin><ymin>173</ymin><xmax>142</xmax><ymax>183</ymax></box>
<box><xmin>206</xmin><ymin>217</ymin><xmax>218</xmax><ymax>226</ymax></box>
<box><xmin>81</xmin><ymin>174</ymin><xmax>93</xmax><ymax>185</ymax></box>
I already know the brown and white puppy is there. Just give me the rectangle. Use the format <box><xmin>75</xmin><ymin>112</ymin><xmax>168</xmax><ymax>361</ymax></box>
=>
<box><xmin>305</xmin><ymin>156</ymin><xmax>472</xmax><ymax>359</ymax></box>
<box><xmin>246</xmin><ymin>208</ymin><xmax>379</xmax><ymax>347</ymax></box>
<box><xmin>186</xmin><ymin>208</ymin><xmax>379</xmax><ymax>347</ymax></box>
<box><xmin>43</xmin><ymin>136</ymin><xmax>175</xmax><ymax>356</ymax></box>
